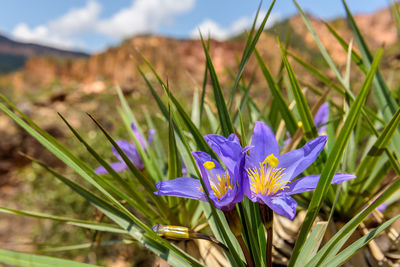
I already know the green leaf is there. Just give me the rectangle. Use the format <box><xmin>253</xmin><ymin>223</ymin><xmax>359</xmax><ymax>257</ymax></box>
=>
<box><xmin>280</xmin><ymin>40</ymin><xmax>318</xmax><ymax>139</ymax></box>
<box><xmin>227</xmin><ymin>0</ymin><xmax>276</xmax><ymax>108</ymax></box>
<box><xmin>168</xmin><ymin>105</ymin><xmax>182</xmax><ymax>180</ymax></box>
<box><xmin>347</xmin><ymin>106</ymin><xmax>400</xmax><ymax>209</ymax></box>
<box><xmin>289</xmin><ymin>48</ymin><xmax>383</xmax><ymax>266</ymax></box>
<box><xmin>87</xmin><ymin>114</ymin><xmax>172</xmax><ymax>221</ymax></box>
<box><xmin>294</xmin><ymin>222</ymin><xmax>328</xmax><ymax>266</ymax></box>
<box><xmin>165</xmin><ymin>94</ymin><xmax>245</xmax><ymax>266</ymax></box>
<box><xmin>0</xmin><ymin>249</ymin><xmax>98</xmax><ymax>267</ymax></box>
<box><xmin>35</xmin><ymin>158</ymin><xmax>202</xmax><ymax>267</ymax></box>
<box><xmin>342</xmin><ymin>0</ymin><xmax>400</xmax><ymax>152</ymax></box>
<box><xmin>200</xmin><ymin>33</ymin><xmax>234</xmax><ymax>137</ymax></box>
<box><xmin>58</xmin><ymin>113</ymin><xmax>160</xmax><ymax>220</ymax></box>
<box><xmin>325</xmin><ymin>215</ymin><xmax>400</xmax><ymax>267</ymax></box>
<box><xmin>0</xmin><ymin>206</ymin><xmax>127</xmax><ymax>234</ymax></box>
<box><xmin>308</xmin><ymin>177</ymin><xmax>400</xmax><ymax>266</ymax></box>
<box><xmin>255</xmin><ymin>49</ymin><xmax>297</xmax><ymax>135</ymax></box>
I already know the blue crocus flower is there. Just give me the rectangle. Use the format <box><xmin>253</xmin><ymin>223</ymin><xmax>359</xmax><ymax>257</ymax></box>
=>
<box><xmin>154</xmin><ymin>134</ymin><xmax>246</xmax><ymax>211</ymax></box>
<box><xmin>314</xmin><ymin>102</ymin><xmax>329</xmax><ymax>135</ymax></box>
<box><xmin>284</xmin><ymin>102</ymin><xmax>329</xmax><ymax>147</ymax></box>
<box><xmin>245</xmin><ymin>121</ymin><xmax>356</xmax><ymax>220</ymax></box>
<box><xmin>95</xmin><ymin>122</ymin><xmax>154</xmax><ymax>174</ymax></box>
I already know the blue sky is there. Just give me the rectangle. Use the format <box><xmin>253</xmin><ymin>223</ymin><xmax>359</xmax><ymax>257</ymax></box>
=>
<box><xmin>0</xmin><ymin>0</ymin><xmax>390</xmax><ymax>53</ymax></box>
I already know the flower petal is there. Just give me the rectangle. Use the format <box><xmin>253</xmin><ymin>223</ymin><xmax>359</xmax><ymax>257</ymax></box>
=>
<box><xmin>192</xmin><ymin>151</ymin><xmax>226</xmax><ymax>195</ymax></box>
<box><xmin>148</xmin><ymin>129</ymin><xmax>155</xmax><ymax>145</ymax></box>
<box><xmin>284</xmin><ymin>173</ymin><xmax>356</xmax><ymax>195</ymax></box>
<box><xmin>131</xmin><ymin>122</ymin><xmax>147</xmax><ymax>148</ymax></box>
<box><xmin>112</xmin><ymin>140</ymin><xmax>143</xmax><ymax>170</ymax></box>
<box><xmin>250</xmin><ymin>121</ymin><xmax>279</xmax><ymax>163</ymax></box>
<box><xmin>258</xmin><ymin>194</ymin><xmax>297</xmax><ymax>220</ymax></box>
<box><xmin>204</xmin><ymin>133</ymin><xmax>242</xmax><ymax>174</ymax></box>
<box><xmin>314</xmin><ymin>103</ymin><xmax>329</xmax><ymax>132</ymax></box>
<box><xmin>278</xmin><ymin>135</ymin><xmax>327</xmax><ymax>181</ymax></box>
<box><xmin>94</xmin><ymin>161</ymin><xmax>127</xmax><ymax>174</ymax></box>
<box><xmin>154</xmin><ymin>177</ymin><xmax>206</xmax><ymax>201</ymax></box>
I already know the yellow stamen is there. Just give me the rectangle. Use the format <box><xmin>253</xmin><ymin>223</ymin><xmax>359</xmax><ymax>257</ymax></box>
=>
<box><xmin>203</xmin><ymin>161</ymin><xmax>215</xmax><ymax>170</ymax></box>
<box><xmin>297</xmin><ymin>121</ymin><xmax>303</xmax><ymax>128</ymax></box>
<box><xmin>265</xmin><ymin>154</ymin><xmax>279</xmax><ymax>168</ymax></box>
<box><xmin>247</xmin><ymin>154</ymin><xmax>290</xmax><ymax>195</ymax></box>
<box><xmin>197</xmin><ymin>171</ymin><xmax>233</xmax><ymax>201</ymax></box>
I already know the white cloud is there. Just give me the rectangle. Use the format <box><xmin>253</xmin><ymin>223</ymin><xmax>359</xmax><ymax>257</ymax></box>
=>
<box><xmin>190</xmin><ymin>12</ymin><xmax>281</xmax><ymax>40</ymax></box>
<box><xmin>11</xmin><ymin>0</ymin><xmax>196</xmax><ymax>50</ymax></box>
<box><xmin>12</xmin><ymin>0</ymin><xmax>101</xmax><ymax>49</ymax></box>
<box><xmin>96</xmin><ymin>0</ymin><xmax>196</xmax><ymax>39</ymax></box>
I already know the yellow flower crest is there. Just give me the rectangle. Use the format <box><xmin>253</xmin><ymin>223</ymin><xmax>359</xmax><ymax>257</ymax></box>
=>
<box><xmin>203</xmin><ymin>161</ymin><xmax>215</xmax><ymax>170</ymax></box>
<box><xmin>247</xmin><ymin>154</ymin><xmax>289</xmax><ymax>195</ymax></box>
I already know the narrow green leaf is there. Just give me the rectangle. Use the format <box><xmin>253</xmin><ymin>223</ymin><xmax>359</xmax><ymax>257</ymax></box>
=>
<box><xmin>58</xmin><ymin>113</ymin><xmax>160</xmax><ymax>220</ymax></box>
<box><xmin>0</xmin><ymin>206</ymin><xmax>127</xmax><ymax>234</ymax></box>
<box><xmin>348</xmin><ymin>106</ymin><xmax>400</xmax><ymax>208</ymax></box>
<box><xmin>87</xmin><ymin>114</ymin><xmax>172</xmax><ymax>221</ymax></box>
<box><xmin>200</xmin><ymin>33</ymin><xmax>234</xmax><ymax>137</ymax></box>
<box><xmin>255</xmin><ymin>49</ymin><xmax>298</xmax><ymax>135</ymax></box>
<box><xmin>34</xmin><ymin>158</ymin><xmax>201</xmax><ymax>267</ymax></box>
<box><xmin>294</xmin><ymin>222</ymin><xmax>328</xmax><ymax>266</ymax></box>
<box><xmin>289</xmin><ymin>48</ymin><xmax>383</xmax><ymax>266</ymax></box>
<box><xmin>308</xmin><ymin>178</ymin><xmax>400</xmax><ymax>266</ymax></box>
<box><xmin>227</xmin><ymin>0</ymin><xmax>276</xmax><ymax>108</ymax></box>
<box><xmin>280</xmin><ymin>40</ymin><xmax>318</xmax><ymax>139</ymax></box>
<box><xmin>168</xmin><ymin>106</ymin><xmax>182</xmax><ymax>180</ymax></box>
<box><xmin>326</xmin><ymin>215</ymin><xmax>400</xmax><ymax>267</ymax></box>
<box><xmin>342</xmin><ymin>0</ymin><xmax>400</xmax><ymax>154</ymax></box>
<box><xmin>0</xmin><ymin>249</ymin><xmax>98</xmax><ymax>267</ymax></box>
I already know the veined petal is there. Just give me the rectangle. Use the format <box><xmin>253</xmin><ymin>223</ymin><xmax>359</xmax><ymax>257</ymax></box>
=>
<box><xmin>250</xmin><ymin>121</ymin><xmax>280</xmax><ymax>163</ymax></box>
<box><xmin>284</xmin><ymin>173</ymin><xmax>356</xmax><ymax>195</ymax></box>
<box><xmin>314</xmin><ymin>103</ymin><xmax>329</xmax><ymax>131</ymax></box>
<box><xmin>258</xmin><ymin>194</ymin><xmax>297</xmax><ymax>220</ymax></box>
<box><xmin>94</xmin><ymin>162</ymin><xmax>127</xmax><ymax>174</ymax></box>
<box><xmin>204</xmin><ymin>134</ymin><xmax>242</xmax><ymax>174</ymax></box>
<box><xmin>154</xmin><ymin>177</ymin><xmax>207</xmax><ymax>201</ymax></box>
<box><xmin>278</xmin><ymin>135</ymin><xmax>328</xmax><ymax>181</ymax></box>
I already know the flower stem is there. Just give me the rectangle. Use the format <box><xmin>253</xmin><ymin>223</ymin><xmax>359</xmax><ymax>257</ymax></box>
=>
<box><xmin>260</xmin><ymin>205</ymin><xmax>273</xmax><ymax>267</ymax></box>
<box><xmin>236</xmin><ymin>235</ymin><xmax>254</xmax><ymax>267</ymax></box>
<box><xmin>224</xmin><ymin>209</ymin><xmax>254</xmax><ymax>267</ymax></box>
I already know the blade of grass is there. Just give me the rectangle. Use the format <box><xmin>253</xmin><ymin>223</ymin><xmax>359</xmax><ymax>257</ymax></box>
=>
<box><xmin>348</xmin><ymin>106</ymin><xmax>400</xmax><ymax>208</ymax></box>
<box><xmin>280</xmin><ymin>39</ymin><xmax>318</xmax><ymax>139</ymax></box>
<box><xmin>0</xmin><ymin>206</ymin><xmax>127</xmax><ymax>234</ymax></box>
<box><xmin>342</xmin><ymin>0</ymin><xmax>400</xmax><ymax>152</ymax></box>
<box><xmin>227</xmin><ymin>0</ymin><xmax>276</xmax><ymax>108</ymax></box>
<box><xmin>255</xmin><ymin>48</ymin><xmax>298</xmax><ymax>135</ymax></box>
<box><xmin>200</xmin><ymin>33</ymin><xmax>234</xmax><ymax>137</ymax></box>
<box><xmin>325</xmin><ymin>215</ymin><xmax>400</xmax><ymax>267</ymax></box>
<box><xmin>289</xmin><ymin>48</ymin><xmax>383</xmax><ymax>266</ymax></box>
<box><xmin>307</xmin><ymin>178</ymin><xmax>400</xmax><ymax>266</ymax></box>
<box><xmin>34</xmin><ymin>157</ymin><xmax>202</xmax><ymax>267</ymax></box>
<box><xmin>0</xmin><ymin>249</ymin><xmax>98</xmax><ymax>267</ymax></box>
<box><xmin>58</xmin><ymin>114</ymin><xmax>161</xmax><ymax>220</ymax></box>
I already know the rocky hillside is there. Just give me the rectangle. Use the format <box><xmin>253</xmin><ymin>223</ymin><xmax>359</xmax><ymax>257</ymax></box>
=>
<box><xmin>0</xmin><ymin>34</ymin><xmax>88</xmax><ymax>73</ymax></box>
<box><xmin>1</xmin><ymin>7</ymin><xmax>399</xmax><ymax>97</ymax></box>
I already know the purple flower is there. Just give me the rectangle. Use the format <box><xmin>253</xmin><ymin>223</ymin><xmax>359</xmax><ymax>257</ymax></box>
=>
<box><xmin>314</xmin><ymin>102</ymin><xmax>329</xmax><ymax>134</ymax></box>
<box><xmin>95</xmin><ymin>122</ymin><xmax>155</xmax><ymax>174</ymax></box>
<box><xmin>154</xmin><ymin>134</ymin><xmax>246</xmax><ymax>211</ymax></box>
<box><xmin>245</xmin><ymin>121</ymin><xmax>356</xmax><ymax>220</ymax></box>
<box><xmin>284</xmin><ymin>102</ymin><xmax>329</xmax><ymax>146</ymax></box>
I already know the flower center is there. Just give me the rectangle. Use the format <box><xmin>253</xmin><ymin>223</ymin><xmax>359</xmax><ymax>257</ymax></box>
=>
<box><xmin>246</xmin><ymin>154</ymin><xmax>289</xmax><ymax>195</ymax></box>
<box><xmin>197</xmin><ymin>161</ymin><xmax>233</xmax><ymax>201</ymax></box>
